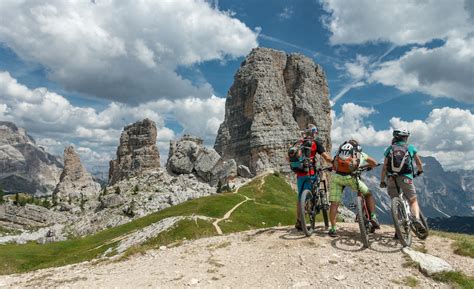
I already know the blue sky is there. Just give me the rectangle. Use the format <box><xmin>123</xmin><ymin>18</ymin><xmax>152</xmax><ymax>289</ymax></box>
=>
<box><xmin>0</xmin><ymin>0</ymin><xmax>472</xmax><ymax>171</ymax></box>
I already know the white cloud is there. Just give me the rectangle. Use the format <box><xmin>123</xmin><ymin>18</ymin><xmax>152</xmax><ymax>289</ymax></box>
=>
<box><xmin>331</xmin><ymin>103</ymin><xmax>474</xmax><ymax>170</ymax></box>
<box><xmin>0</xmin><ymin>0</ymin><xmax>258</xmax><ymax>103</ymax></box>
<box><xmin>0</xmin><ymin>71</ymin><xmax>226</xmax><ymax>170</ymax></box>
<box><xmin>370</xmin><ymin>37</ymin><xmax>474</xmax><ymax>103</ymax></box>
<box><xmin>278</xmin><ymin>7</ymin><xmax>294</xmax><ymax>20</ymax></box>
<box><xmin>320</xmin><ymin>0</ymin><xmax>472</xmax><ymax>45</ymax></box>
<box><xmin>321</xmin><ymin>0</ymin><xmax>474</xmax><ymax>103</ymax></box>
<box><xmin>331</xmin><ymin>103</ymin><xmax>391</xmax><ymax>147</ymax></box>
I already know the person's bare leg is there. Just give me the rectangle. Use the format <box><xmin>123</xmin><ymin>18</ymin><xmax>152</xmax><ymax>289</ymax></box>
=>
<box><xmin>329</xmin><ymin>202</ymin><xmax>339</xmax><ymax>227</ymax></box>
<box><xmin>366</xmin><ymin>194</ymin><xmax>375</xmax><ymax>214</ymax></box>
<box><xmin>409</xmin><ymin>197</ymin><xmax>420</xmax><ymax>219</ymax></box>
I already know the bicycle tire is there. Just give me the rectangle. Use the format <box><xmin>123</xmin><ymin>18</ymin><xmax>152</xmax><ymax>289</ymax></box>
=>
<box><xmin>356</xmin><ymin>196</ymin><xmax>370</xmax><ymax>248</ymax></box>
<box><xmin>415</xmin><ymin>211</ymin><xmax>429</xmax><ymax>240</ymax></box>
<box><xmin>391</xmin><ymin>197</ymin><xmax>412</xmax><ymax>247</ymax></box>
<box><xmin>320</xmin><ymin>185</ymin><xmax>329</xmax><ymax>229</ymax></box>
<box><xmin>299</xmin><ymin>189</ymin><xmax>315</xmax><ymax>237</ymax></box>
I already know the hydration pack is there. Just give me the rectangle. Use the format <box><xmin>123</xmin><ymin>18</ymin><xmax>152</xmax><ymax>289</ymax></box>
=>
<box><xmin>288</xmin><ymin>138</ymin><xmax>314</xmax><ymax>173</ymax></box>
<box><xmin>333</xmin><ymin>141</ymin><xmax>361</xmax><ymax>174</ymax></box>
<box><xmin>387</xmin><ymin>144</ymin><xmax>413</xmax><ymax>174</ymax></box>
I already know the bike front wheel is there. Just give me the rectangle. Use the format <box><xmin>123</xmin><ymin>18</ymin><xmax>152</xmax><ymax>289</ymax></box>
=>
<box><xmin>356</xmin><ymin>196</ymin><xmax>370</xmax><ymax>248</ymax></box>
<box><xmin>299</xmin><ymin>189</ymin><xmax>316</xmax><ymax>237</ymax></box>
<box><xmin>319</xmin><ymin>187</ymin><xmax>329</xmax><ymax>229</ymax></box>
<box><xmin>391</xmin><ymin>197</ymin><xmax>412</xmax><ymax>247</ymax></box>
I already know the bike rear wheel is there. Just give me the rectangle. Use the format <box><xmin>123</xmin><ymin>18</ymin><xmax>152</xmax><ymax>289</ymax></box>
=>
<box><xmin>299</xmin><ymin>189</ymin><xmax>316</xmax><ymax>237</ymax></box>
<box><xmin>415</xmin><ymin>211</ymin><xmax>429</xmax><ymax>240</ymax></box>
<box><xmin>356</xmin><ymin>196</ymin><xmax>370</xmax><ymax>248</ymax></box>
<box><xmin>391</xmin><ymin>197</ymin><xmax>412</xmax><ymax>247</ymax></box>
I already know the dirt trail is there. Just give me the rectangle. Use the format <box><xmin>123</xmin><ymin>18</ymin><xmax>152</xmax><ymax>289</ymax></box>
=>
<box><xmin>2</xmin><ymin>223</ymin><xmax>471</xmax><ymax>288</ymax></box>
<box><xmin>213</xmin><ymin>174</ymin><xmax>267</xmax><ymax>235</ymax></box>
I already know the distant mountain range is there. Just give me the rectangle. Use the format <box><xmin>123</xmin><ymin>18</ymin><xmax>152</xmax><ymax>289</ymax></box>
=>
<box><xmin>0</xmin><ymin>121</ymin><xmax>63</xmax><ymax>195</ymax></box>
<box><xmin>428</xmin><ymin>216</ymin><xmax>474</xmax><ymax>234</ymax></box>
<box><xmin>343</xmin><ymin>156</ymin><xmax>474</xmax><ymax>226</ymax></box>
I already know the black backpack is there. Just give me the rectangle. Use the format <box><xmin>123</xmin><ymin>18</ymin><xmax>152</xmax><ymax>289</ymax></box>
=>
<box><xmin>288</xmin><ymin>138</ymin><xmax>313</xmax><ymax>173</ymax></box>
<box><xmin>387</xmin><ymin>144</ymin><xmax>413</xmax><ymax>174</ymax></box>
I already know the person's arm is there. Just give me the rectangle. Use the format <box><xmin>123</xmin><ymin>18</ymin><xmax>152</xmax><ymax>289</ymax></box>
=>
<box><xmin>320</xmin><ymin>152</ymin><xmax>333</xmax><ymax>165</ymax></box>
<box><xmin>366</xmin><ymin>155</ymin><xmax>378</xmax><ymax>168</ymax></box>
<box><xmin>314</xmin><ymin>139</ymin><xmax>333</xmax><ymax>165</ymax></box>
<box><xmin>414</xmin><ymin>153</ymin><xmax>423</xmax><ymax>176</ymax></box>
<box><xmin>380</xmin><ymin>157</ymin><xmax>388</xmax><ymax>188</ymax></box>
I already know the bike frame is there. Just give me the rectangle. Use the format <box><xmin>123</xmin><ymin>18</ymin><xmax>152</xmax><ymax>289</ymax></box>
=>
<box><xmin>391</xmin><ymin>175</ymin><xmax>415</xmax><ymax>228</ymax></box>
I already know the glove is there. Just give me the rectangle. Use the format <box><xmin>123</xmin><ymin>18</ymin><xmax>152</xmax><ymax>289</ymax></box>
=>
<box><xmin>416</xmin><ymin>170</ymin><xmax>424</xmax><ymax>176</ymax></box>
<box><xmin>379</xmin><ymin>181</ymin><xmax>387</xmax><ymax>188</ymax></box>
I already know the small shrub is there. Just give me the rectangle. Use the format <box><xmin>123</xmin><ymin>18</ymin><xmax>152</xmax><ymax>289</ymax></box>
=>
<box><xmin>133</xmin><ymin>185</ymin><xmax>139</xmax><ymax>195</ymax></box>
<box><xmin>41</xmin><ymin>199</ymin><xmax>51</xmax><ymax>209</ymax></box>
<box><xmin>0</xmin><ymin>188</ymin><xmax>5</xmax><ymax>204</ymax></box>
<box><xmin>114</xmin><ymin>187</ymin><xmax>121</xmax><ymax>195</ymax></box>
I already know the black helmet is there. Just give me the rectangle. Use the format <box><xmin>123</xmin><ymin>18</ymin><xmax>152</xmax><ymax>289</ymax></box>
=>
<box><xmin>393</xmin><ymin>129</ymin><xmax>410</xmax><ymax>138</ymax></box>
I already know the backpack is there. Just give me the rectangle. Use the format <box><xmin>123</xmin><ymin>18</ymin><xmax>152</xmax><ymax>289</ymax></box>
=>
<box><xmin>333</xmin><ymin>141</ymin><xmax>361</xmax><ymax>174</ymax></box>
<box><xmin>288</xmin><ymin>138</ymin><xmax>314</xmax><ymax>173</ymax></box>
<box><xmin>387</xmin><ymin>144</ymin><xmax>413</xmax><ymax>174</ymax></box>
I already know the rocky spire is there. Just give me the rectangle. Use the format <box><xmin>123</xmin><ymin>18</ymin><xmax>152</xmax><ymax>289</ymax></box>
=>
<box><xmin>53</xmin><ymin>146</ymin><xmax>101</xmax><ymax>203</ymax></box>
<box><xmin>214</xmin><ymin>47</ymin><xmax>332</xmax><ymax>174</ymax></box>
<box><xmin>109</xmin><ymin>119</ymin><xmax>160</xmax><ymax>185</ymax></box>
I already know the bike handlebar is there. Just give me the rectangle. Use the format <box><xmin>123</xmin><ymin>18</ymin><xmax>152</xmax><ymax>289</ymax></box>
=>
<box><xmin>355</xmin><ymin>163</ymin><xmax>381</xmax><ymax>173</ymax></box>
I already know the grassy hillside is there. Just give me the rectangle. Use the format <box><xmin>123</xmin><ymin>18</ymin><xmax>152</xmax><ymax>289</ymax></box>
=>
<box><xmin>0</xmin><ymin>173</ymin><xmax>304</xmax><ymax>274</ymax></box>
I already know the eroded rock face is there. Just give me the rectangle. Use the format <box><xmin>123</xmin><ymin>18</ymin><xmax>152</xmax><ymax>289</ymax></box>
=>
<box><xmin>0</xmin><ymin>203</ymin><xmax>66</xmax><ymax>228</ymax></box>
<box><xmin>167</xmin><ymin>135</ymin><xmax>237</xmax><ymax>185</ymax></box>
<box><xmin>53</xmin><ymin>146</ymin><xmax>101</xmax><ymax>204</ymax></box>
<box><xmin>214</xmin><ymin>47</ymin><xmax>331</xmax><ymax>174</ymax></box>
<box><xmin>0</xmin><ymin>121</ymin><xmax>63</xmax><ymax>195</ymax></box>
<box><xmin>109</xmin><ymin>119</ymin><xmax>160</xmax><ymax>185</ymax></box>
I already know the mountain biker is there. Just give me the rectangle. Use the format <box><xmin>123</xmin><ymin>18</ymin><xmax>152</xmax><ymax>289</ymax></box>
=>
<box><xmin>292</xmin><ymin>124</ymin><xmax>333</xmax><ymax>231</ymax></box>
<box><xmin>380</xmin><ymin>129</ymin><xmax>426</xmax><ymax>235</ymax></box>
<box><xmin>328</xmin><ymin>139</ymin><xmax>380</xmax><ymax>237</ymax></box>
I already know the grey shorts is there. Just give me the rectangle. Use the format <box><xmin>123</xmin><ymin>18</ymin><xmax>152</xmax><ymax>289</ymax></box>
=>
<box><xmin>387</xmin><ymin>176</ymin><xmax>416</xmax><ymax>200</ymax></box>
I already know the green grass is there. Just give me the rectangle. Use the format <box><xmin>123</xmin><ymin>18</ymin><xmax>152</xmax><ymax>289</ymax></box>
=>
<box><xmin>432</xmin><ymin>271</ymin><xmax>474</xmax><ymax>289</ymax></box>
<box><xmin>432</xmin><ymin>231</ymin><xmax>474</xmax><ymax>258</ymax></box>
<box><xmin>0</xmin><ymin>191</ymin><xmax>244</xmax><ymax>274</ymax></box>
<box><xmin>0</xmin><ymin>174</ymin><xmax>300</xmax><ymax>275</ymax></box>
<box><xmin>403</xmin><ymin>276</ymin><xmax>419</xmax><ymax>287</ymax></box>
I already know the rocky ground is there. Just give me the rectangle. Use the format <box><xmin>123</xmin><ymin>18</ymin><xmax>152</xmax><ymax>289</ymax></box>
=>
<box><xmin>2</xmin><ymin>223</ymin><xmax>470</xmax><ymax>288</ymax></box>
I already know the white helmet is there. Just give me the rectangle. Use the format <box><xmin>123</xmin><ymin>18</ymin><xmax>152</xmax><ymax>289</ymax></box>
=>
<box><xmin>393</xmin><ymin>128</ymin><xmax>410</xmax><ymax>138</ymax></box>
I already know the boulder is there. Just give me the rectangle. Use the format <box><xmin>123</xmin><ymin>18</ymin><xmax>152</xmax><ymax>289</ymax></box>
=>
<box><xmin>194</xmin><ymin>148</ymin><xmax>221</xmax><ymax>182</ymax></box>
<box><xmin>402</xmin><ymin>247</ymin><xmax>454</xmax><ymax>276</ymax></box>
<box><xmin>214</xmin><ymin>47</ymin><xmax>331</xmax><ymax>174</ymax></box>
<box><xmin>210</xmin><ymin>159</ymin><xmax>237</xmax><ymax>187</ymax></box>
<box><xmin>167</xmin><ymin>139</ymin><xmax>200</xmax><ymax>174</ymax></box>
<box><xmin>100</xmin><ymin>194</ymin><xmax>125</xmax><ymax>208</ymax></box>
<box><xmin>237</xmin><ymin>165</ymin><xmax>252</xmax><ymax>178</ymax></box>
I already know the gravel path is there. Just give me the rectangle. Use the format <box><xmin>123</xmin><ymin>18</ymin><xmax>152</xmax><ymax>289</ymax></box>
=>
<box><xmin>2</xmin><ymin>223</ymin><xmax>469</xmax><ymax>288</ymax></box>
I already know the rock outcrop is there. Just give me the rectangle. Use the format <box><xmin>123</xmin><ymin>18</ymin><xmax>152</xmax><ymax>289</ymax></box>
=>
<box><xmin>214</xmin><ymin>47</ymin><xmax>332</xmax><ymax>174</ymax></box>
<box><xmin>109</xmin><ymin>119</ymin><xmax>160</xmax><ymax>185</ymax></box>
<box><xmin>53</xmin><ymin>146</ymin><xmax>101</xmax><ymax>204</ymax></box>
<box><xmin>167</xmin><ymin>135</ymin><xmax>237</xmax><ymax>186</ymax></box>
<box><xmin>0</xmin><ymin>203</ymin><xmax>66</xmax><ymax>229</ymax></box>
<box><xmin>0</xmin><ymin>121</ymin><xmax>63</xmax><ymax>195</ymax></box>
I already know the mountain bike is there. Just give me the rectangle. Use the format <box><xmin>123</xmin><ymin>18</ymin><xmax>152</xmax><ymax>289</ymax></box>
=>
<box><xmin>390</xmin><ymin>173</ymin><xmax>429</xmax><ymax>247</ymax></box>
<box><xmin>348</xmin><ymin>164</ymin><xmax>380</xmax><ymax>248</ymax></box>
<box><xmin>298</xmin><ymin>166</ymin><xmax>332</xmax><ymax>237</ymax></box>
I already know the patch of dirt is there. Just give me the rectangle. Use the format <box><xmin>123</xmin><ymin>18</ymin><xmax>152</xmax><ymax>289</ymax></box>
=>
<box><xmin>1</xmin><ymin>224</ymin><xmax>468</xmax><ymax>288</ymax></box>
